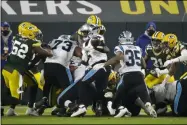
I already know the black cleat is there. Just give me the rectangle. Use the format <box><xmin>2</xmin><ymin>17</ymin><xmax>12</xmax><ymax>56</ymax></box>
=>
<box><xmin>56</xmin><ymin>108</ymin><xmax>67</xmax><ymax>117</ymax></box>
<box><xmin>95</xmin><ymin>101</ymin><xmax>103</xmax><ymax>117</ymax></box>
<box><xmin>1</xmin><ymin>107</ymin><xmax>4</xmax><ymax>116</ymax></box>
<box><xmin>51</xmin><ymin>107</ymin><xmax>60</xmax><ymax>116</ymax></box>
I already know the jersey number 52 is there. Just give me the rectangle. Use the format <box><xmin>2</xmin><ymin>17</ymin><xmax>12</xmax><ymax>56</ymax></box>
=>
<box><xmin>11</xmin><ymin>40</ymin><xmax>29</xmax><ymax>59</ymax></box>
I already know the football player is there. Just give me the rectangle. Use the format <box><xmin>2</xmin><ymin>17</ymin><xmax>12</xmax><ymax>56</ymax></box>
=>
<box><xmin>144</xmin><ymin>31</ymin><xmax>175</xmax><ymax>89</ymax></box>
<box><xmin>152</xmin><ymin>33</ymin><xmax>187</xmax><ymax>116</ymax></box>
<box><xmin>68</xmin><ymin>33</ymin><xmax>110</xmax><ymax>117</ymax></box>
<box><xmin>104</xmin><ymin>30</ymin><xmax>157</xmax><ymax>118</ymax></box>
<box><xmin>17</xmin><ymin>22</ymin><xmax>46</xmax><ymax>116</ymax></box>
<box><xmin>152</xmin><ymin>77</ymin><xmax>187</xmax><ymax>116</ymax></box>
<box><xmin>35</xmin><ymin>30</ymin><xmax>82</xmax><ymax>115</ymax></box>
<box><xmin>162</xmin><ymin>34</ymin><xmax>187</xmax><ymax>84</ymax></box>
<box><xmin>2</xmin><ymin>22</ymin><xmax>53</xmax><ymax>116</ymax></box>
<box><xmin>86</xmin><ymin>15</ymin><xmax>106</xmax><ymax>36</ymax></box>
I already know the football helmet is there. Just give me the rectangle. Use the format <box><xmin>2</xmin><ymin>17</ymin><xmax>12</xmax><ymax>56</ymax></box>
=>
<box><xmin>77</xmin><ymin>24</ymin><xmax>92</xmax><ymax>37</ymax></box>
<box><xmin>18</xmin><ymin>22</ymin><xmax>32</xmax><ymax>35</ymax></box>
<box><xmin>21</xmin><ymin>24</ymin><xmax>40</xmax><ymax>40</ymax></box>
<box><xmin>98</xmin><ymin>25</ymin><xmax>106</xmax><ymax>35</ymax></box>
<box><xmin>162</xmin><ymin>33</ymin><xmax>178</xmax><ymax>49</ymax></box>
<box><xmin>151</xmin><ymin>31</ymin><xmax>165</xmax><ymax>50</ymax></box>
<box><xmin>118</xmin><ymin>31</ymin><xmax>134</xmax><ymax>45</ymax></box>
<box><xmin>86</xmin><ymin>15</ymin><xmax>102</xmax><ymax>27</ymax></box>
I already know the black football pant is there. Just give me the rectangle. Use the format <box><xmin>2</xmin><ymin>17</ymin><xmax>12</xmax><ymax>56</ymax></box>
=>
<box><xmin>174</xmin><ymin>77</ymin><xmax>187</xmax><ymax>116</ymax></box>
<box><xmin>78</xmin><ymin>66</ymin><xmax>111</xmax><ymax>107</ymax></box>
<box><xmin>43</xmin><ymin>63</ymin><xmax>72</xmax><ymax>107</ymax></box>
<box><xmin>112</xmin><ymin>71</ymin><xmax>151</xmax><ymax>109</ymax></box>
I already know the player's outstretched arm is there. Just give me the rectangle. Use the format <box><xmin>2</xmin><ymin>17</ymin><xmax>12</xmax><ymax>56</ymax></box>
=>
<box><xmin>33</xmin><ymin>46</ymin><xmax>53</xmax><ymax>57</ymax></box>
<box><xmin>104</xmin><ymin>51</ymin><xmax>123</xmax><ymax>67</ymax></box>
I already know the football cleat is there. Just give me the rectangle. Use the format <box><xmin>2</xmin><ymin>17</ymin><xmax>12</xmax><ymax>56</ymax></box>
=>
<box><xmin>107</xmin><ymin>101</ymin><xmax>116</xmax><ymax>115</ymax></box>
<box><xmin>56</xmin><ymin>108</ymin><xmax>67</xmax><ymax>117</ymax></box>
<box><xmin>1</xmin><ymin>107</ymin><xmax>4</xmax><ymax>116</ymax></box>
<box><xmin>6</xmin><ymin>108</ymin><xmax>18</xmax><ymax>116</ymax></box>
<box><xmin>95</xmin><ymin>101</ymin><xmax>103</xmax><ymax>117</ymax></box>
<box><xmin>71</xmin><ymin>104</ymin><xmax>87</xmax><ymax>117</ymax></box>
<box><xmin>51</xmin><ymin>106</ymin><xmax>60</xmax><ymax>116</ymax></box>
<box><xmin>25</xmin><ymin>108</ymin><xmax>39</xmax><ymax>116</ymax></box>
<box><xmin>114</xmin><ymin>106</ymin><xmax>132</xmax><ymax>118</ymax></box>
<box><xmin>145</xmin><ymin>102</ymin><xmax>157</xmax><ymax>118</ymax></box>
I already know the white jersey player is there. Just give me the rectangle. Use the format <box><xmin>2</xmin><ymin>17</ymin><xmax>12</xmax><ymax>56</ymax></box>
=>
<box><xmin>104</xmin><ymin>31</ymin><xmax>157</xmax><ymax>118</ymax></box>
<box><xmin>42</xmin><ymin>34</ymin><xmax>82</xmax><ymax>109</ymax></box>
<box><xmin>45</xmin><ymin>35</ymin><xmax>78</xmax><ymax>68</ymax></box>
<box><xmin>152</xmin><ymin>76</ymin><xmax>187</xmax><ymax>116</ymax></box>
<box><xmin>82</xmin><ymin>33</ymin><xmax>109</xmax><ymax>70</ymax></box>
<box><xmin>70</xmin><ymin>33</ymin><xmax>111</xmax><ymax>117</ymax></box>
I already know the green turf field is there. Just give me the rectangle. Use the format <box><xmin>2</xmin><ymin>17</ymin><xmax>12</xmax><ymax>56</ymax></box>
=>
<box><xmin>2</xmin><ymin>106</ymin><xmax>187</xmax><ymax>124</ymax></box>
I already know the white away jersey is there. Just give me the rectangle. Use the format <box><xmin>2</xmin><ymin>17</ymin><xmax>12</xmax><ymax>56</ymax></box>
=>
<box><xmin>82</xmin><ymin>39</ymin><xmax>107</xmax><ymax>70</ymax></box>
<box><xmin>114</xmin><ymin>44</ymin><xmax>142</xmax><ymax>74</ymax></box>
<box><xmin>45</xmin><ymin>35</ymin><xmax>77</xmax><ymax>68</ymax></box>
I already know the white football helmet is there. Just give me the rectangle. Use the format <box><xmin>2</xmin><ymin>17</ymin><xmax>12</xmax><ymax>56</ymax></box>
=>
<box><xmin>118</xmin><ymin>31</ymin><xmax>134</xmax><ymax>45</ymax></box>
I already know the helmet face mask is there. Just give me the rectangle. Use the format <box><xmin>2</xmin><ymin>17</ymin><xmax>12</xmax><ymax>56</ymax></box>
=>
<box><xmin>151</xmin><ymin>39</ymin><xmax>162</xmax><ymax>50</ymax></box>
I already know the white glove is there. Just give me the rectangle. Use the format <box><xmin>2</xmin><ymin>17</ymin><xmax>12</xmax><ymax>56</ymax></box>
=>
<box><xmin>163</xmin><ymin>60</ymin><xmax>173</xmax><ymax>67</ymax></box>
<box><xmin>155</xmin><ymin>68</ymin><xmax>161</xmax><ymax>77</ymax></box>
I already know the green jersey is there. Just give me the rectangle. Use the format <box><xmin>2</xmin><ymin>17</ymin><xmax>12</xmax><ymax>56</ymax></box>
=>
<box><xmin>5</xmin><ymin>35</ymin><xmax>41</xmax><ymax>74</ymax></box>
<box><xmin>168</xmin><ymin>42</ymin><xmax>187</xmax><ymax>66</ymax></box>
<box><xmin>145</xmin><ymin>44</ymin><xmax>169</xmax><ymax>69</ymax></box>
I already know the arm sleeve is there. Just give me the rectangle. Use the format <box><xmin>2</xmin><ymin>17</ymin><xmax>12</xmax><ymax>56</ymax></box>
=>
<box><xmin>171</xmin><ymin>49</ymin><xmax>187</xmax><ymax>63</ymax></box>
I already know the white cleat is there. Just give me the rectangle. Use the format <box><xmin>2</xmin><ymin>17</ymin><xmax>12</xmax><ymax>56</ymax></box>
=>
<box><xmin>114</xmin><ymin>106</ymin><xmax>132</xmax><ymax>118</ymax></box>
<box><xmin>145</xmin><ymin>102</ymin><xmax>157</xmax><ymax>118</ymax></box>
<box><xmin>71</xmin><ymin>105</ymin><xmax>87</xmax><ymax>117</ymax></box>
<box><xmin>6</xmin><ymin>108</ymin><xmax>18</xmax><ymax>116</ymax></box>
<box><xmin>107</xmin><ymin>101</ymin><xmax>116</xmax><ymax>116</ymax></box>
<box><xmin>25</xmin><ymin>108</ymin><xmax>39</xmax><ymax>116</ymax></box>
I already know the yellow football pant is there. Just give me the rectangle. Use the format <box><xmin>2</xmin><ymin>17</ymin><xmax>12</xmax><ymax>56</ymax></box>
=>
<box><xmin>23</xmin><ymin>71</ymin><xmax>43</xmax><ymax>90</ymax></box>
<box><xmin>2</xmin><ymin>69</ymin><xmax>21</xmax><ymax>99</ymax></box>
<box><xmin>145</xmin><ymin>74</ymin><xmax>175</xmax><ymax>89</ymax></box>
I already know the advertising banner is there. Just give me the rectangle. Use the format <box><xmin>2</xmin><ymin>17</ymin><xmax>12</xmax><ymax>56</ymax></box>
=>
<box><xmin>1</xmin><ymin>0</ymin><xmax>187</xmax><ymax>22</ymax></box>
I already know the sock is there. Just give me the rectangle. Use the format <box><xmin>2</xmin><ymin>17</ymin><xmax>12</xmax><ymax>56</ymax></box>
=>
<box><xmin>28</xmin><ymin>85</ymin><xmax>38</xmax><ymax>108</ymax></box>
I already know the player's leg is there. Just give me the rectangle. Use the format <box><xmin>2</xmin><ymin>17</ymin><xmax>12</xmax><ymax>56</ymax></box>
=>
<box><xmin>2</xmin><ymin>69</ymin><xmax>21</xmax><ymax>116</ymax></box>
<box><xmin>71</xmin><ymin>67</ymin><xmax>111</xmax><ymax>117</ymax></box>
<box><xmin>23</xmin><ymin>71</ymin><xmax>39</xmax><ymax>116</ymax></box>
<box><xmin>56</xmin><ymin>65</ymin><xmax>86</xmax><ymax>116</ymax></box>
<box><xmin>33</xmin><ymin>71</ymin><xmax>44</xmax><ymax>91</ymax></box>
<box><xmin>174</xmin><ymin>77</ymin><xmax>187</xmax><ymax>116</ymax></box>
<box><xmin>134</xmin><ymin>72</ymin><xmax>157</xmax><ymax>117</ymax></box>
